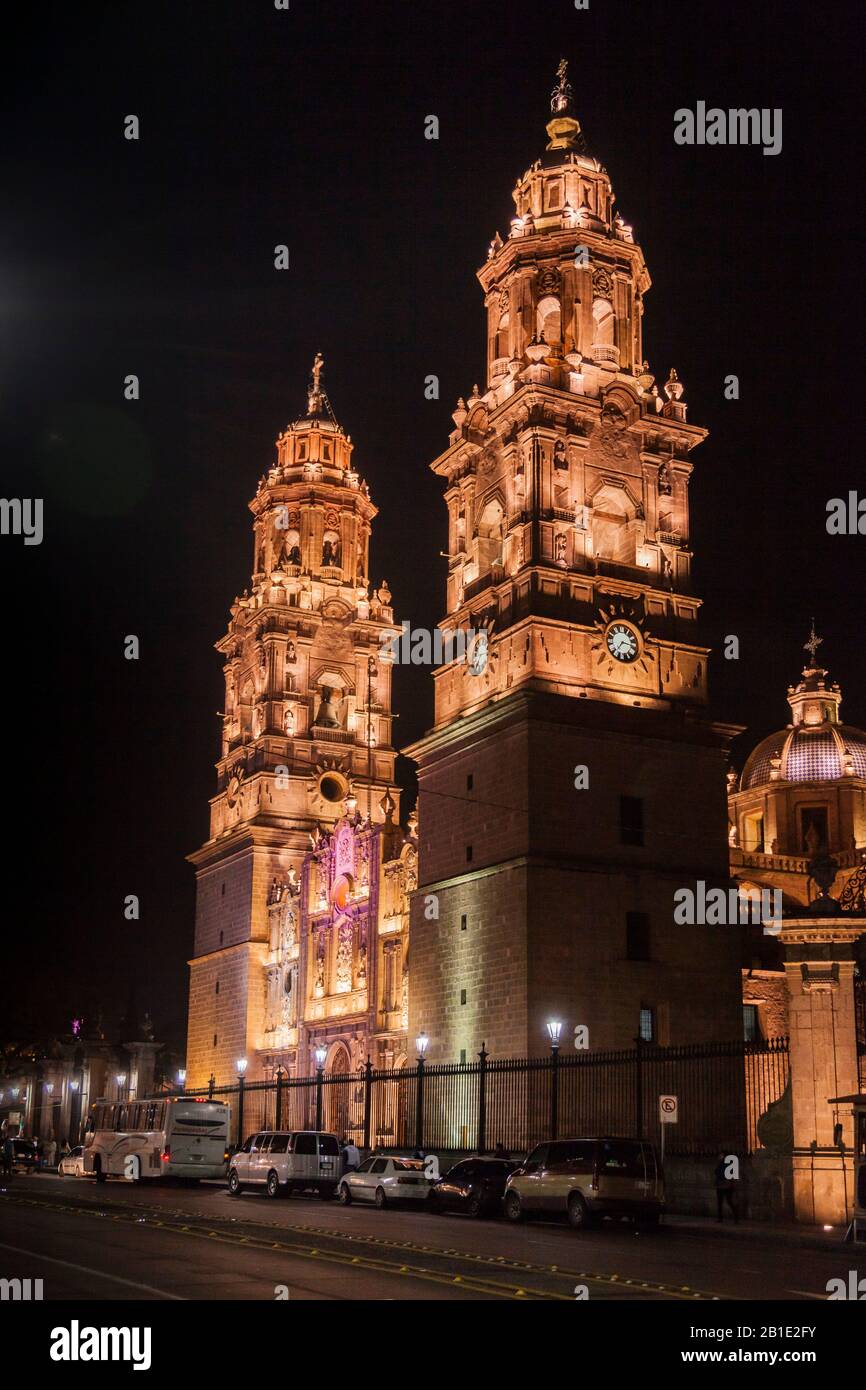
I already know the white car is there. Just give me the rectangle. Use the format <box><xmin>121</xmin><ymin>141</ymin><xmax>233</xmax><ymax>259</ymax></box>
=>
<box><xmin>338</xmin><ymin>1156</ymin><xmax>432</xmax><ymax>1208</ymax></box>
<box><xmin>58</xmin><ymin>1146</ymin><xmax>87</xmax><ymax>1177</ymax></box>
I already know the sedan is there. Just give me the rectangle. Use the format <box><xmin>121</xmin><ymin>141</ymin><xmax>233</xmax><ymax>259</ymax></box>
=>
<box><xmin>428</xmin><ymin>1157</ymin><xmax>519</xmax><ymax>1217</ymax></box>
<box><xmin>337</xmin><ymin>1156</ymin><xmax>432</xmax><ymax>1208</ymax></box>
<box><xmin>7</xmin><ymin>1139</ymin><xmax>39</xmax><ymax>1173</ymax></box>
<box><xmin>58</xmin><ymin>1146</ymin><xmax>87</xmax><ymax>1177</ymax></box>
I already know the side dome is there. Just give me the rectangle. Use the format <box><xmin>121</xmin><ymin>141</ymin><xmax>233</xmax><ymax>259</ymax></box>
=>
<box><xmin>742</xmin><ymin>724</ymin><xmax>866</xmax><ymax>789</ymax></box>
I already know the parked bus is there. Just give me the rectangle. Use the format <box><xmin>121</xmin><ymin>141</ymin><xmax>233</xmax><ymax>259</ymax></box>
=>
<box><xmin>83</xmin><ymin>1096</ymin><xmax>231</xmax><ymax>1182</ymax></box>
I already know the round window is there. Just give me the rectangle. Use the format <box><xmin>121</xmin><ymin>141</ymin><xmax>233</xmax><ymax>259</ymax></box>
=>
<box><xmin>319</xmin><ymin>773</ymin><xmax>346</xmax><ymax>803</ymax></box>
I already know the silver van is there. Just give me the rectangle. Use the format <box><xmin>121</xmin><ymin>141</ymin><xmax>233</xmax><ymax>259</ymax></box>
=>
<box><xmin>228</xmin><ymin>1130</ymin><xmax>341</xmax><ymax>1199</ymax></box>
<box><xmin>503</xmin><ymin>1136</ymin><xmax>664</xmax><ymax>1229</ymax></box>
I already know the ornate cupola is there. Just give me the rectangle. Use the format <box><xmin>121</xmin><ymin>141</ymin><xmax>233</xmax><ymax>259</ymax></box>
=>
<box><xmin>479</xmin><ymin>57</ymin><xmax>652</xmax><ymax>393</ymax></box>
<box><xmin>211</xmin><ymin>355</ymin><xmax>401</xmax><ymax>835</ymax></box>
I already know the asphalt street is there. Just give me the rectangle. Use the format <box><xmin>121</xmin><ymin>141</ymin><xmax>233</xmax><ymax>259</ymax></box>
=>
<box><xmin>1</xmin><ymin>1173</ymin><xmax>863</xmax><ymax>1302</ymax></box>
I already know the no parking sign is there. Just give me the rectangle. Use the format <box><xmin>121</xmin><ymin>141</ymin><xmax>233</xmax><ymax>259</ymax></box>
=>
<box><xmin>659</xmin><ymin>1094</ymin><xmax>678</xmax><ymax>1124</ymax></box>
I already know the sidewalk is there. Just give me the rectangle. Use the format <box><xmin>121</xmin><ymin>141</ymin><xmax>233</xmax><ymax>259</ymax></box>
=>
<box><xmin>664</xmin><ymin>1212</ymin><xmax>862</xmax><ymax>1252</ymax></box>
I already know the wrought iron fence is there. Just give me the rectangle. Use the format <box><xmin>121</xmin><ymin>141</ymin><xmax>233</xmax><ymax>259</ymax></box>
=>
<box><xmin>185</xmin><ymin>1037</ymin><xmax>789</xmax><ymax>1158</ymax></box>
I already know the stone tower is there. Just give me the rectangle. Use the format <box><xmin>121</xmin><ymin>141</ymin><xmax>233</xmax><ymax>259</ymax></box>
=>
<box><xmin>406</xmin><ymin>64</ymin><xmax>743</xmax><ymax>1061</ymax></box>
<box><xmin>186</xmin><ymin>358</ymin><xmax>401</xmax><ymax>1085</ymax></box>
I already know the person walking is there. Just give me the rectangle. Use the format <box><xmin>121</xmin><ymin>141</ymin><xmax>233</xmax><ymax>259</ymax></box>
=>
<box><xmin>44</xmin><ymin>1137</ymin><xmax>57</xmax><ymax>1170</ymax></box>
<box><xmin>1</xmin><ymin>1136</ymin><xmax>14</xmax><ymax>1178</ymax></box>
<box><xmin>714</xmin><ymin>1152</ymin><xmax>739</xmax><ymax>1222</ymax></box>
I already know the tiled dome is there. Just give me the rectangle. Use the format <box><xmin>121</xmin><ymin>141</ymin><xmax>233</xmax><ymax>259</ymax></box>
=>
<box><xmin>741</xmin><ymin>723</ymin><xmax>866</xmax><ymax>789</ymax></box>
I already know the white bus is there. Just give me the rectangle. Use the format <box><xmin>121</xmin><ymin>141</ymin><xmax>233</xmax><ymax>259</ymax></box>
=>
<box><xmin>83</xmin><ymin>1096</ymin><xmax>231</xmax><ymax>1182</ymax></box>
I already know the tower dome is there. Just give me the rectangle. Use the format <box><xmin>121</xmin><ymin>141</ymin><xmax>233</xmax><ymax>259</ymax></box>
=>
<box><xmin>740</xmin><ymin>624</ymin><xmax>866</xmax><ymax>789</ymax></box>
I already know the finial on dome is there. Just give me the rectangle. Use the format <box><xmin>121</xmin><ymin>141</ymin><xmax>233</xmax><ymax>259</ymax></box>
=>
<box><xmin>307</xmin><ymin>351</ymin><xmax>325</xmax><ymax>416</ymax></box>
<box><xmin>803</xmin><ymin>617</ymin><xmax>823</xmax><ymax>668</ymax></box>
<box><xmin>546</xmin><ymin>58</ymin><xmax>582</xmax><ymax>152</ymax></box>
<box><xmin>550</xmin><ymin>58</ymin><xmax>573</xmax><ymax>116</ymax></box>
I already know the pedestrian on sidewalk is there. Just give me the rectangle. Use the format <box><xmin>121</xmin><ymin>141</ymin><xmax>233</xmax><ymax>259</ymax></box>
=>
<box><xmin>714</xmin><ymin>1152</ymin><xmax>739</xmax><ymax>1222</ymax></box>
<box><xmin>344</xmin><ymin>1138</ymin><xmax>360</xmax><ymax>1171</ymax></box>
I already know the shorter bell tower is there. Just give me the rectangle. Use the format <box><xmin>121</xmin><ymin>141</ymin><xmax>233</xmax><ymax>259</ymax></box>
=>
<box><xmin>185</xmin><ymin>358</ymin><xmax>402</xmax><ymax>1085</ymax></box>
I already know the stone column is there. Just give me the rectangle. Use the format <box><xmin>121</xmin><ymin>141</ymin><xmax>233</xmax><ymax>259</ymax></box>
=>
<box><xmin>781</xmin><ymin>914</ymin><xmax>864</xmax><ymax>1224</ymax></box>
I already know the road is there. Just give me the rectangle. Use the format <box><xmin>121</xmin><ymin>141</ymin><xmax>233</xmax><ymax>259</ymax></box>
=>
<box><xmin>0</xmin><ymin>1173</ymin><xmax>863</xmax><ymax>1302</ymax></box>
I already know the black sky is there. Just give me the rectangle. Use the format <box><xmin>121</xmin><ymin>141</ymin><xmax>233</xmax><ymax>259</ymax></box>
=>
<box><xmin>2</xmin><ymin>0</ymin><xmax>864</xmax><ymax>1047</ymax></box>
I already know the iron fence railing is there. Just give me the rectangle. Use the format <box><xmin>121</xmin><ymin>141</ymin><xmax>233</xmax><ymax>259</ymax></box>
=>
<box><xmin>183</xmin><ymin>1037</ymin><xmax>790</xmax><ymax>1158</ymax></box>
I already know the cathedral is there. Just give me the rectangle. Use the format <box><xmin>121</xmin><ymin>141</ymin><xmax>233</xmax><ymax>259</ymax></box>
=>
<box><xmin>186</xmin><ymin>66</ymin><xmax>865</xmax><ymax>1175</ymax></box>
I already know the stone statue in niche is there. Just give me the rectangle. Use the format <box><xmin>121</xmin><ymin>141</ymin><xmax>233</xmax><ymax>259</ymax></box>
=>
<box><xmin>335</xmin><ymin>919</ymin><xmax>353</xmax><ymax>991</ymax></box>
<box><xmin>554</xmin><ymin>532</ymin><xmax>568</xmax><ymax>567</ymax></box>
<box><xmin>252</xmin><ymin>704</ymin><xmax>265</xmax><ymax>738</ymax></box>
<box><xmin>553</xmin><ymin>439</ymin><xmax>568</xmax><ymax>470</ymax></box>
<box><xmin>314</xmin><ymin>686</ymin><xmax>341</xmax><ymax>728</ymax></box>
<box><xmin>286</xmin><ymin>641</ymin><xmax>296</xmax><ymax>664</ymax></box>
<box><xmin>658</xmin><ymin>464</ymin><xmax>672</xmax><ymax>496</ymax></box>
<box><xmin>283</xmin><ymin>706</ymin><xmax>295</xmax><ymax>735</ymax></box>
<box><xmin>356</xmin><ymin>935</ymin><xmax>367</xmax><ymax>986</ymax></box>
<box><xmin>315</xmin><ymin>932</ymin><xmax>326</xmax><ymax>993</ymax></box>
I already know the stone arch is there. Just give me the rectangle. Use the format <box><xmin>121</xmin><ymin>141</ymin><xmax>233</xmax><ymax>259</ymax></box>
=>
<box><xmin>592</xmin><ymin>296</ymin><xmax>615</xmax><ymax>346</ymax></box>
<box><xmin>588</xmin><ymin>481</ymin><xmax>639</xmax><ymax>565</ymax></box>
<box><xmin>324</xmin><ymin>1041</ymin><xmax>353</xmax><ymax>1139</ymax></box>
<box><xmin>536</xmin><ymin>294</ymin><xmax>562</xmax><ymax>345</ymax></box>
<box><xmin>476</xmin><ymin>494</ymin><xmax>505</xmax><ymax>571</ymax></box>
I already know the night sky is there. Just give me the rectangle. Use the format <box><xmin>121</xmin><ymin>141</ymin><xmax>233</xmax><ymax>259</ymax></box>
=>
<box><xmin>3</xmin><ymin>1</ymin><xmax>863</xmax><ymax>1049</ymax></box>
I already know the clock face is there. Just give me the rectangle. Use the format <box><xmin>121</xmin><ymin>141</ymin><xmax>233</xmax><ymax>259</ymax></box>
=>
<box><xmin>605</xmin><ymin>621</ymin><xmax>640</xmax><ymax>664</ymax></box>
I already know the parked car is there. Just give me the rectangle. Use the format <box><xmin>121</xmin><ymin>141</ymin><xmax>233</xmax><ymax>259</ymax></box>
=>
<box><xmin>428</xmin><ymin>1157</ymin><xmax>519</xmax><ymax>1217</ymax></box>
<box><xmin>503</xmin><ymin>1137</ymin><xmax>663</xmax><ymax>1229</ymax></box>
<box><xmin>58</xmin><ymin>1146</ymin><xmax>87</xmax><ymax>1177</ymax></box>
<box><xmin>227</xmin><ymin>1130</ymin><xmax>341</xmax><ymax>1199</ymax></box>
<box><xmin>9</xmin><ymin>1139</ymin><xmax>39</xmax><ymax>1173</ymax></box>
<box><xmin>337</xmin><ymin>1156</ymin><xmax>432</xmax><ymax>1208</ymax></box>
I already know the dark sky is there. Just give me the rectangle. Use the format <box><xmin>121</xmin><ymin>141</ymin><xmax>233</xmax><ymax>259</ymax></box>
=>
<box><xmin>2</xmin><ymin>0</ymin><xmax>863</xmax><ymax>1047</ymax></box>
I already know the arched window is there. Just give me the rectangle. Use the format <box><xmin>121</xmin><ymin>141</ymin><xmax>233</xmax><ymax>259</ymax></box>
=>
<box><xmin>592</xmin><ymin>297</ymin><xmax>615</xmax><ymax>346</ymax></box>
<box><xmin>536</xmin><ymin>295</ymin><xmax>562</xmax><ymax>346</ymax></box>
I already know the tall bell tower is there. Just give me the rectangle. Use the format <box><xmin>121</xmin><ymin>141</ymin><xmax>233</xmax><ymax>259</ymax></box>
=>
<box><xmin>186</xmin><ymin>358</ymin><xmax>401</xmax><ymax>1085</ymax></box>
<box><xmin>406</xmin><ymin>64</ymin><xmax>743</xmax><ymax>1061</ymax></box>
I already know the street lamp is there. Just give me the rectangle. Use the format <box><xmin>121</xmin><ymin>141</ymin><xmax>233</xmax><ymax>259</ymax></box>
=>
<box><xmin>236</xmin><ymin>1059</ymin><xmax>247</xmax><ymax>1148</ymax></box>
<box><xmin>177</xmin><ymin>1069</ymin><xmax>186</xmax><ymax>1091</ymax></box>
<box><xmin>314</xmin><ymin>1046</ymin><xmax>327</xmax><ymax>1130</ymax></box>
<box><xmin>415</xmin><ymin>1035</ymin><xmax>429</xmax><ymax>1153</ymax></box>
<box><xmin>545</xmin><ymin>1021</ymin><xmax>561</xmax><ymax>1141</ymax></box>
<box><xmin>116</xmin><ymin>1073</ymin><xmax>127</xmax><ymax>1100</ymax></box>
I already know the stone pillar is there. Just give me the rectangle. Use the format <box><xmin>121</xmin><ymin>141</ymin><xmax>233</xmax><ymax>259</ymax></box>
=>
<box><xmin>781</xmin><ymin>914</ymin><xmax>864</xmax><ymax>1224</ymax></box>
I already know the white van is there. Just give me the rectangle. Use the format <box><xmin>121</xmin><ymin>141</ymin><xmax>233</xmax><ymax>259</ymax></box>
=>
<box><xmin>227</xmin><ymin>1130</ymin><xmax>341</xmax><ymax>1199</ymax></box>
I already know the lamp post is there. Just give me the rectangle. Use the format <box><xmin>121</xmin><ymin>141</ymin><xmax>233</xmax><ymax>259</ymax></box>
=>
<box><xmin>177</xmin><ymin>1069</ymin><xmax>186</xmax><ymax>1094</ymax></box>
<box><xmin>115</xmin><ymin>1073</ymin><xmax>127</xmax><ymax>1102</ymax></box>
<box><xmin>415</xmin><ymin>1034</ymin><xmax>429</xmax><ymax>1154</ymax></box>
<box><xmin>236</xmin><ymin>1058</ymin><xmax>247</xmax><ymax>1147</ymax></box>
<box><xmin>274</xmin><ymin>1065</ymin><xmax>284</xmax><ymax>1131</ymax></box>
<box><xmin>314</xmin><ymin>1047</ymin><xmax>327</xmax><ymax>1131</ymax></box>
<box><xmin>546</xmin><ymin>1020</ymin><xmax>562</xmax><ymax>1141</ymax></box>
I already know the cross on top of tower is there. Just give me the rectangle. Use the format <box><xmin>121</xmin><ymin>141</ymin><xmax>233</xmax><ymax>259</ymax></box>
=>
<box><xmin>804</xmin><ymin>618</ymin><xmax>823</xmax><ymax>667</ymax></box>
<box><xmin>550</xmin><ymin>58</ymin><xmax>573</xmax><ymax>116</ymax></box>
<box><xmin>545</xmin><ymin>57</ymin><xmax>583</xmax><ymax>153</ymax></box>
<box><xmin>307</xmin><ymin>351</ymin><xmax>325</xmax><ymax>416</ymax></box>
